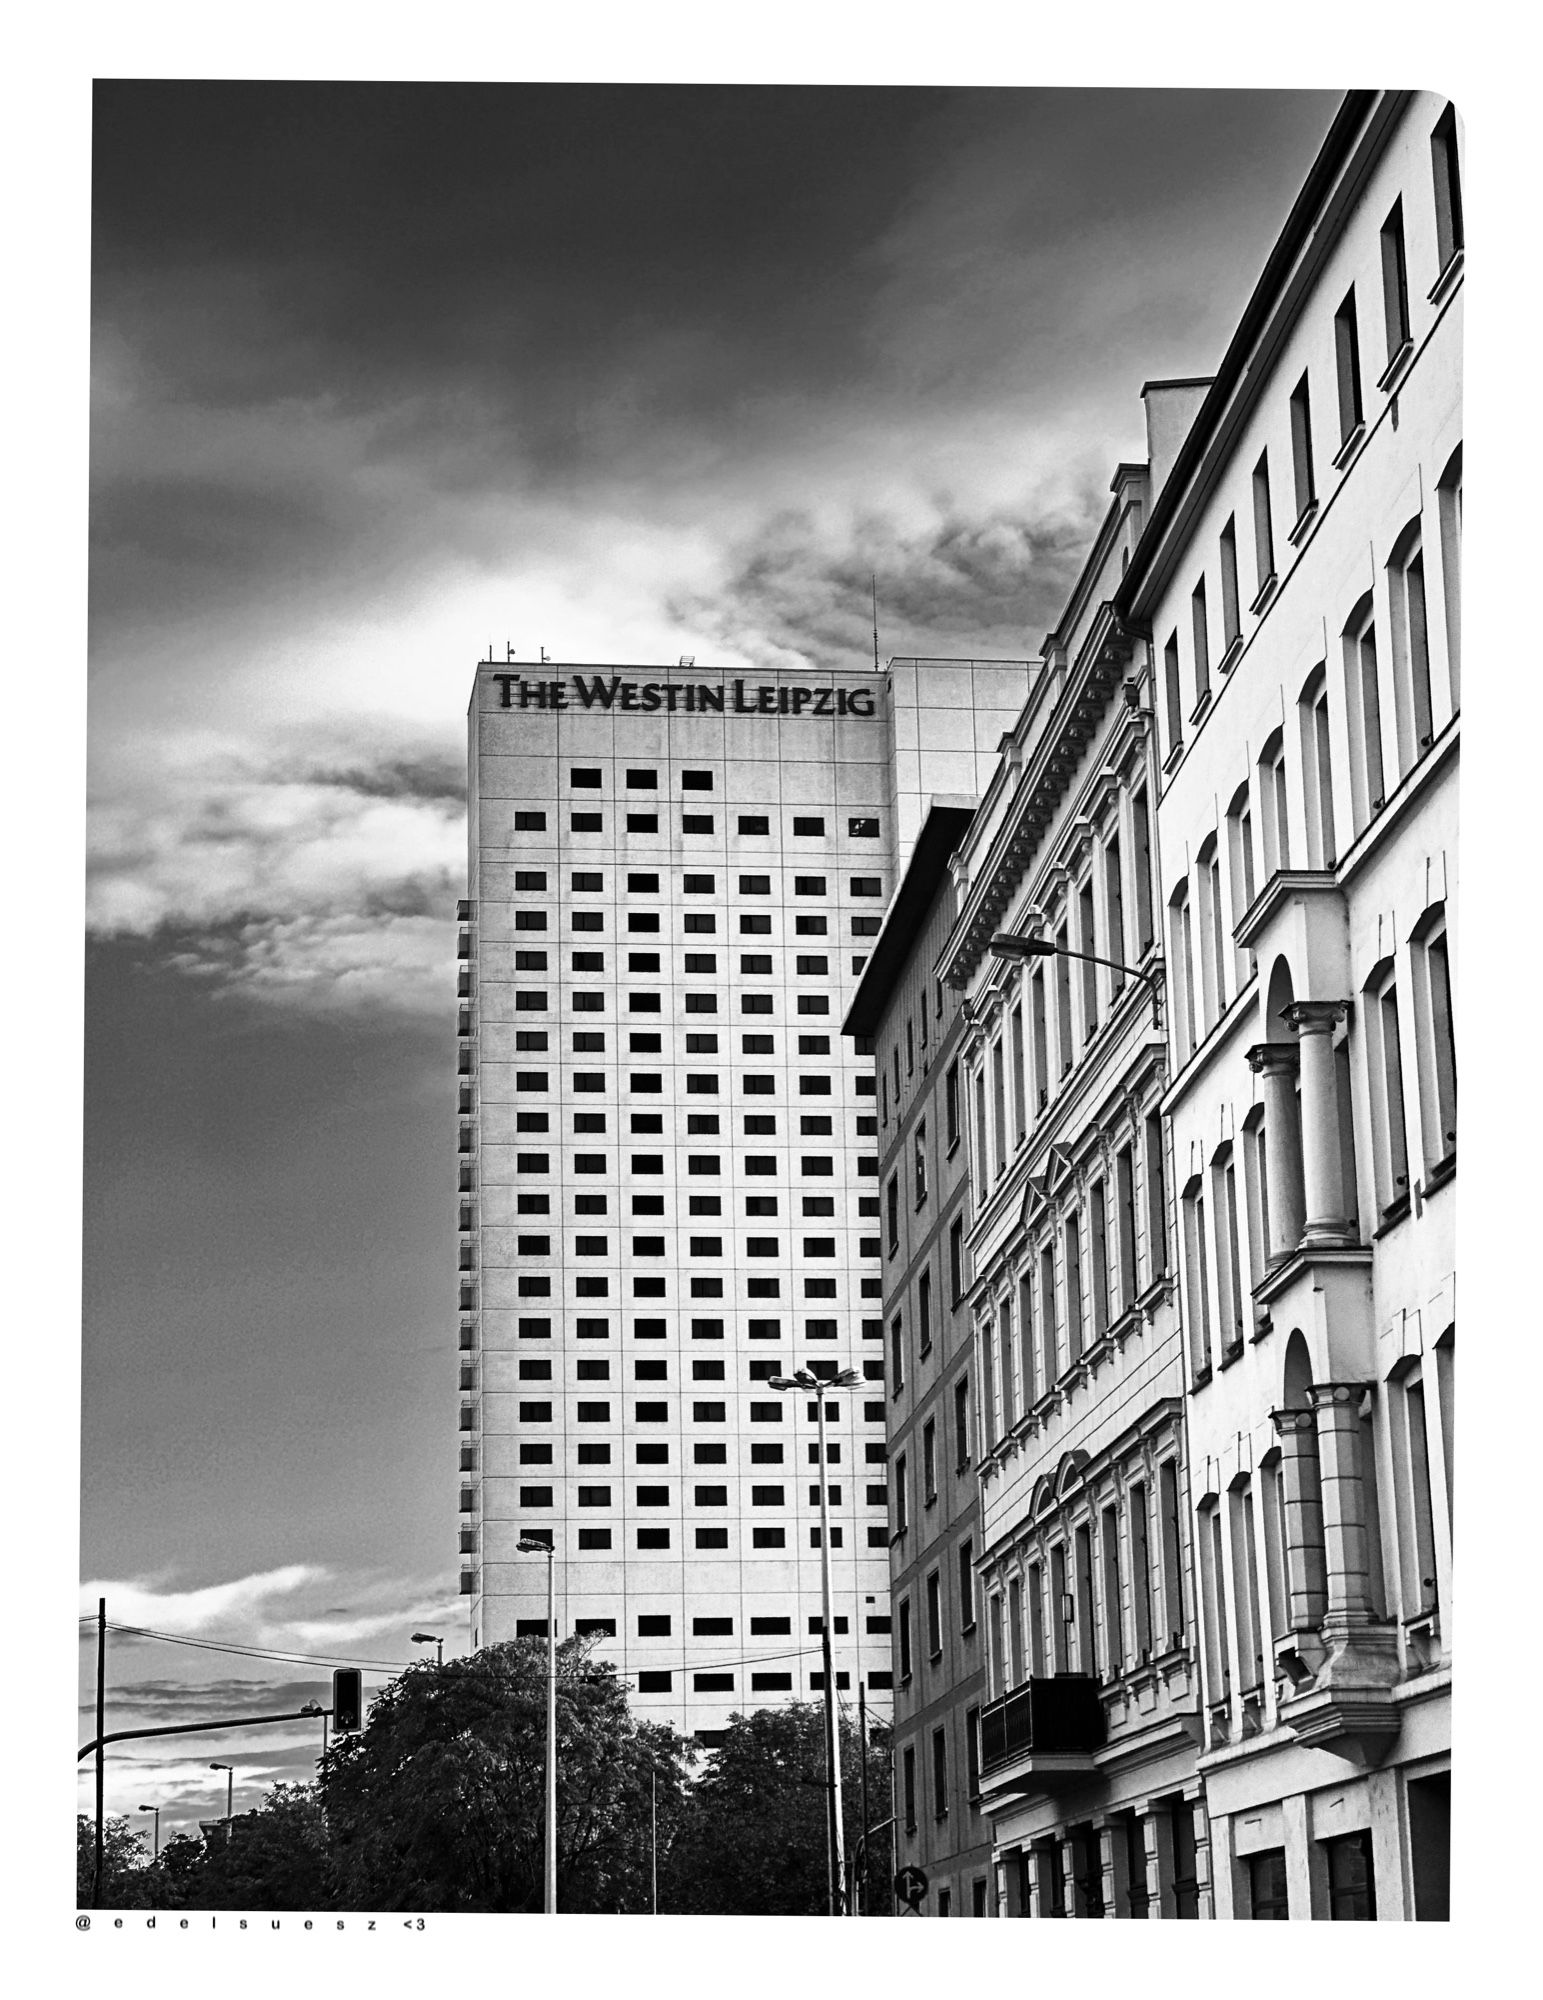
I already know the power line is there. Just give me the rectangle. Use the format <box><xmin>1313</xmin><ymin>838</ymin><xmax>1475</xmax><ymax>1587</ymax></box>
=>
<box><xmin>96</xmin><ymin>1622</ymin><xmax>411</xmax><ymax>1674</ymax></box>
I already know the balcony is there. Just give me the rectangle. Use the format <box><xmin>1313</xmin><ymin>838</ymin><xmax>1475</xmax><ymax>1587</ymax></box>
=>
<box><xmin>979</xmin><ymin>1676</ymin><xmax>1106</xmax><ymax>1793</ymax></box>
<box><xmin>456</xmin><ymin>899</ymin><xmax>473</xmax><ymax>924</ymax></box>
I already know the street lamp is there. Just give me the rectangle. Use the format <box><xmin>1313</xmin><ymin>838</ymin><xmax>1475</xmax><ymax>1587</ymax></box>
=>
<box><xmin>137</xmin><ymin>1803</ymin><xmax>159</xmax><ymax>1861</ymax></box>
<box><xmin>767</xmin><ymin>1366</ymin><xmax>862</xmax><ymax>1916</ymax></box>
<box><xmin>988</xmin><ymin>928</ymin><xmax>1162</xmax><ymax>1028</ymax></box>
<box><xmin>517</xmin><ymin>1536</ymin><xmax>557</xmax><ymax>1914</ymax></box>
<box><xmin>209</xmin><ymin>1762</ymin><xmax>234</xmax><ymax>1844</ymax></box>
<box><xmin>411</xmin><ymin>1631</ymin><xmax>445</xmax><ymax>1667</ymax></box>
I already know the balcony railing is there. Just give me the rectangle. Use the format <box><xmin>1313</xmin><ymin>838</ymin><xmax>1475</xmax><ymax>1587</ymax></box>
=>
<box><xmin>980</xmin><ymin>1676</ymin><xmax>1106</xmax><ymax>1772</ymax></box>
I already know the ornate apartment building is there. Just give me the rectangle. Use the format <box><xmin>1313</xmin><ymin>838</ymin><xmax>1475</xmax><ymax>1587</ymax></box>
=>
<box><xmin>1113</xmin><ymin>88</ymin><xmax>1458</xmax><ymax>1920</ymax></box>
<box><xmin>844</xmin><ymin>796</ymin><xmax>996</xmax><ymax>1918</ymax></box>
<box><xmin>835</xmin><ymin>87</ymin><xmax>1458</xmax><ymax>1921</ymax></box>
<box><xmin>935</xmin><ymin>460</ymin><xmax>1214</xmax><ymax>1917</ymax></box>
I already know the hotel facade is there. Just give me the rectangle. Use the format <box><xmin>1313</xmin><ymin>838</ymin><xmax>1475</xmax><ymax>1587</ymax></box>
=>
<box><xmin>458</xmin><ymin>657</ymin><xmax>1028</xmax><ymax>1741</ymax></box>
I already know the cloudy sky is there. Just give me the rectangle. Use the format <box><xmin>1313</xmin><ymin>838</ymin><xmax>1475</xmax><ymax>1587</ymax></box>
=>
<box><xmin>79</xmin><ymin>77</ymin><xmax>1339</xmax><ymax>1841</ymax></box>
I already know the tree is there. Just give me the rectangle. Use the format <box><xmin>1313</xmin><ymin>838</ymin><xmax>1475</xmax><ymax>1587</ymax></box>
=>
<box><xmin>659</xmin><ymin>1704</ymin><xmax>892</xmax><ymax>1916</ymax></box>
<box><xmin>318</xmin><ymin>1641</ymin><xmax>692</xmax><ymax>1912</ymax></box>
<box><xmin>76</xmin><ymin>1814</ymin><xmax>149</xmax><ymax>1908</ymax></box>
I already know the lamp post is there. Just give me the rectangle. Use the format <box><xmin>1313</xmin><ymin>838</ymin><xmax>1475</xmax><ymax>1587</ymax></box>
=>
<box><xmin>209</xmin><ymin>1762</ymin><xmax>234</xmax><ymax>1843</ymax></box>
<box><xmin>988</xmin><ymin>928</ymin><xmax>1162</xmax><ymax>1028</ymax></box>
<box><xmin>138</xmin><ymin>1803</ymin><xmax>159</xmax><ymax>1861</ymax></box>
<box><xmin>768</xmin><ymin>1366</ymin><xmax>862</xmax><ymax>1915</ymax></box>
<box><xmin>517</xmin><ymin>1536</ymin><xmax>557</xmax><ymax>1914</ymax></box>
<box><xmin>411</xmin><ymin>1631</ymin><xmax>445</xmax><ymax>1667</ymax></box>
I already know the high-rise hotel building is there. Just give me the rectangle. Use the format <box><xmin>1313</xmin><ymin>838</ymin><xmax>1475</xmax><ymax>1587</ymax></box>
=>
<box><xmin>458</xmin><ymin>655</ymin><xmax>1030</xmax><ymax>1739</ymax></box>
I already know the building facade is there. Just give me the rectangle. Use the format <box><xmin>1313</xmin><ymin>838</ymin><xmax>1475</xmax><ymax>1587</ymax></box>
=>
<box><xmin>844</xmin><ymin>800</ymin><xmax>996</xmax><ymax>1918</ymax></box>
<box><xmin>936</xmin><ymin>461</ymin><xmax>1215</xmax><ymax>1917</ymax></box>
<box><xmin>459</xmin><ymin>657</ymin><xmax>1028</xmax><ymax>1741</ymax></box>
<box><xmin>1114</xmin><ymin>88</ymin><xmax>1459</xmax><ymax>1918</ymax></box>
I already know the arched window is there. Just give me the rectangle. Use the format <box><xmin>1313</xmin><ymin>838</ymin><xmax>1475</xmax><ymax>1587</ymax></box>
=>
<box><xmin>1341</xmin><ymin>591</ymin><xmax>1386</xmax><ymax>835</ymax></box>
<box><xmin>1196</xmin><ymin>833</ymin><xmax>1227</xmax><ymax>1029</ymax></box>
<box><xmin>1182</xmin><ymin>1172</ymin><xmax>1213</xmax><ymax>1378</ymax></box>
<box><xmin>1210</xmin><ymin>1142</ymin><xmax>1245</xmax><ymax>1355</ymax></box>
<box><xmin>1363</xmin><ymin>955</ymin><xmax>1412</xmax><ymax>1221</ymax></box>
<box><xmin>1297</xmin><ymin>666</ymin><xmax>1337</xmax><ymax>868</ymax></box>
<box><xmin>1436</xmin><ymin>441</ymin><xmax>1462</xmax><ymax>710</ymax></box>
<box><xmin>1225</xmin><ymin>780</ymin><xmax>1256</xmax><ymax>989</ymax></box>
<box><xmin>1169</xmin><ymin>880</ymin><xmax>1197</xmax><ymax>1059</ymax></box>
<box><xmin>1257</xmin><ymin>729</ymin><xmax>1291</xmax><ymax>875</ymax></box>
<box><xmin>1409</xmin><ymin>903</ymin><xmax>1457</xmax><ymax>1176</ymax></box>
<box><xmin>1386</xmin><ymin>516</ymin><xmax>1434</xmax><ymax>776</ymax></box>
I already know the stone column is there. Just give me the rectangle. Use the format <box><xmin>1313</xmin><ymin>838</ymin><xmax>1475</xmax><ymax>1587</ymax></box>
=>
<box><xmin>1245</xmin><ymin>1041</ymin><xmax>1304</xmax><ymax>1262</ymax></box>
<box><xmin>1308</xmin><ymin>1382</ymin><xmax>1377</xmax><ymax>1621</ymax></box>
<box><xmin>1100</xmin><ymin>1820</ymin><xmax>1126</xmax><ymax>1919</ymax></box>
<box><xmin>1001</xmin><ymin>1850</ymin><xmax>1026</xmax><ymax>1918</ymax></box>
<box><xmin>1283</xmin><ymin>1000</ymin><xmax>1357</xmax><ymax>1247</ymax></box>
<box><xmin>1148</xmin><ymin>1808</ymin><xmax>1177</xmax><ymax>1919</ymax></box>
<box><xmin>1269</xmin><ymin>1406</ymin><xmax>1328</xmax><ymax>1630</ymax></box>
<box><xmin>1189</xmin><ymin>1795</ymin><xmax>1214</xmax><ymax>1920</ymax></box>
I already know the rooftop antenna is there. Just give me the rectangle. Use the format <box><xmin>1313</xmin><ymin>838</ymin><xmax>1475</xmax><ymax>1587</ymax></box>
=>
<box><xmin>506</xmin><ymin>642</ymin><xmax>516</xmax><ymax>661</ymax></box>
<box><xmin>540</xmin><ymin>646</ymin><xmax>550</xmax><ymax>664</ymax></box>
<box><xmin>871</xmin><ymin>575</ymin><xmax>880</xmax><ymax>672</ymax></box>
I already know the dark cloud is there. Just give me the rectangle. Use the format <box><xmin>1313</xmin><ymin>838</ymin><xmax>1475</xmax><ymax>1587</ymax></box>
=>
<box><xmin>672</xmin><ymin>492</ymin><xmax>1105</xmax><ymax>673</ymax></box>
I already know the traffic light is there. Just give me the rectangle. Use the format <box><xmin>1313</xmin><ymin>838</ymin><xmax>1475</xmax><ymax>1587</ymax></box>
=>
<box><xmin>332</xmin><ymin>1667</ymin><xmax>363</xmax><ymax>1734</ymax></box>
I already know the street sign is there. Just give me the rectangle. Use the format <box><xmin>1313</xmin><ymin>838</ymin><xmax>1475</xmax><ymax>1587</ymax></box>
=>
<box><xmin>894</xmin><ymin>1863</ymin><xmax>928</xmax><ymax>1910</ymax></box>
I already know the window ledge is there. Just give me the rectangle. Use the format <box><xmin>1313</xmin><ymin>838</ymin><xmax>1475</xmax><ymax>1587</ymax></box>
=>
<box><xmin>1189</xmin><ymin>687</ymin><xmax>1213</xmax><ymax>726</ymax></box>
<box><xmin>960</xmin><ymin>1619</ymin><xmax>978</xmax><ymax>1637</ymax></box>
<box><xmin>1248</xmin><ymin>573</ymin><xmax>1278</xmax><ymax>618</ymax></box>
<box><xmin>1162</xmin><ymin>738</ymin><xmax>1185</xmax><ymax>775</ymax></box>
<box><xmin>1286</xmin><ymin>498</ymin><xmax>1320</xmax><ymax>547</ymax></box>
<box><xmin>946</xmin><ymin>1138</ymin><xmax>961</xmax><ymax>1160</ymax></box>
<box><xmin>929</xmin><ymin>1650</ymin><xmax>944</xmax><ymax>1666</ymax></box>
<box><xmin>1428</xmin><ymin>247</ymin><xmax>1463</xmax><ymax>305</ymax></box>
<box><xmin>1189</xmin><ymin>1364</ymin><xmax>1214</xmax><ymax>1394</ymax></box>
<box><xmin>1218</xmin><ymin>634</ymin><xmax>1244</xmax><ymax>676</ymax></box>
<box><xmin>1420</xmin><ymin>1150</ymin><xmax>1457</xmax><ymax>1197</ymax></box>
<box><xmin>1218</xmin><ymin>1337</ymin><xmax>1246</xmax><ymax>1372</ymax></box>
<box><xmin>1331</xmin><ymin>422</ymin><xmax>1365</xmax><ymax>471</ymax></box>
<box><xmin>1374</xmin><ymin>1193</ymin><xmax>1412</xmax><ymax>1239</ymax></box>
<box><xmin>1376</xmin><ymin>338</ymin><xmax>1414</xmax><ymax>394</ymax></box>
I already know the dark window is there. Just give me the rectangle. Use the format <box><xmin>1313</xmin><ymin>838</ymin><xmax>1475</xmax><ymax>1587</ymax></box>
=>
<box><xmin>681</xmin><ymin>770</ymin><xmax>713</xmax><ymax>791</ymax></box>
<box><xmin>1252</xmin><ymin>451</ymin><xmax>1274</xmax><ymax>597</ymax></box>
<box><xmin>1335</xmin><ymin>289</ymin><xmax>1364</xmax><ymax>444</ymax></box>
<box><xmin>570</xmin><ymin>769</ymin><xmax>602</xmax><ymax>788</ymax></box>
<box><xmin>1290</xmin><ymin>373</ymin><xmax>1316</xmax><ymax>522</ymax></box>
<box><xmin>513</xmin><ymin>811</ymin><xmax>547</xmax><ymax>831</ymax></box>
<box><xmin>1325</xmin><ymin>1830</ymin><xmax>1377</xmax><ymax>1920</ymax></box>
<box><xmin>738</xmin><ymin>815</ymin><xmax>769</xmax><ymax>835</ymax></box>
<box><xmin>1380</xmin><ymin>199</ymin><xmax>1411</xmax><ymax>365</ymax></box>
<box><xmin>1247</xmin><ymin>1849</ymin><xmax>1290</xmax><ymax>1920</ymax></box>
<box><xmin>792</xmin><ymin>816</ymin><xmax>825</xmax><ymax>835</ymax></box>
<box><xmin>1432</xmin><ymin>104</ymin><xmax>1464</xmax><ymax>270</ymax></box>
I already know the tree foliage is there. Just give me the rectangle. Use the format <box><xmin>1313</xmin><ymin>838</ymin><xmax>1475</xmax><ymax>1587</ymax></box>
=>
<box><xmin>76</xmin><ymin>1814</ymin><xmax>150</xmax><ymax>1908</ymax></box>
<box><xmin>660</xmin><ymin>1703</ymin><xmax>892</xmax><ymax>1916</ymax></box>
<box><xmin>318</xmin><ymin>1639</ymin><xmax>692</xmax><ymax>1912</ymax></box>
<box><xmin>79</xmin><ymin>1647</ymin><xmax>891</xmax><ymax>1915</ymax></box>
